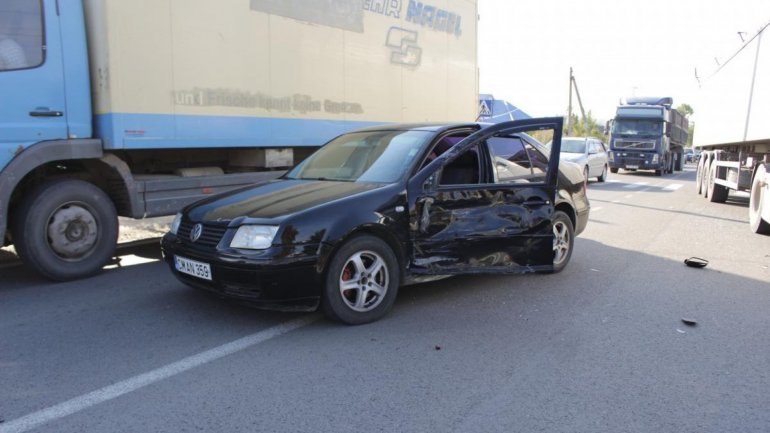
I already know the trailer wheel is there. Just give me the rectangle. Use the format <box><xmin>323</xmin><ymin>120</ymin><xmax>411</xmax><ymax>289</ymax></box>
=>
<box><xmin>749</xmin><ymin>164</ymin><xmax>770</xmax><ymax>235</ymax></box>
<box><xmin>695</xmin><ymin>157</ymin><xmax>705</xmax><ymax>194</ymax></box>
<box><xmin>12</xmin><ymin>180</ymin><xmax>118</xmax><ymax>281</ymax></box>
<box><xmin>701</xmin><ymin>154</ymin><xmax>712</xmax><ymax>198</ymax></box>
<box><xmin>707</xmin><ymin>162</ymin><xmax>729</xmax><ymax>203</ymax></box>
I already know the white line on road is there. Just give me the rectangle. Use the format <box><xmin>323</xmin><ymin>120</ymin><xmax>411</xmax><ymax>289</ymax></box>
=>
<box><xmin>663</xmin><ymin>184</ymin><xmax>683</xmax><ymax>191</ymax></box>
<box><xmin>0</xmin><ymin>315</ymin><xmax>320</xmax><ymax>433</ymax></box>
<box><xmin>624</xmin><ymin>195</ymin><xmax>634</xmax><ymax>199</ymax></box>
<box><xmin>623</xmin><ymin>182</ymin><xmax>649</xmax><ymax>189</ymax></box>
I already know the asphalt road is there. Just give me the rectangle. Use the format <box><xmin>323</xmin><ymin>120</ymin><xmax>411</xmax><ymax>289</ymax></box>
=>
<box><xmin>1</xmin><ymin>164</ymin><xmax>769</xmax><ymax>433</ymax></box>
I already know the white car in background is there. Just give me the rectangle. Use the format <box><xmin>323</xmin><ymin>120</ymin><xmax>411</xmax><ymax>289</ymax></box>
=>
<box><xmin>559</xmin><ymin>137</ymin><xmax>609</xmax><ymax>182</ymax></box>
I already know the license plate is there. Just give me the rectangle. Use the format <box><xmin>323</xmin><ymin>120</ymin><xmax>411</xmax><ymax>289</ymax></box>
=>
<box><xmin>626</xmin><ymin>164</ymin><xmax>639</xmax><ymax>169</ymax></box>
<box><xmin>175</xmin><ymin>255</ymin><xmax>212</xmax><ymax>280</ymax></box>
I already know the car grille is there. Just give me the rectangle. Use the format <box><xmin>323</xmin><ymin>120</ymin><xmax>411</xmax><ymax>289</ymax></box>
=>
<box><xmin>614</xmin><ymin>139</ymin><xmax>655</xmax><ymax>150</ymax></box>
<box><xmin>178</xmin><ymin>221</ymin><xmax>229</xmax><ymax>248</ymax></box>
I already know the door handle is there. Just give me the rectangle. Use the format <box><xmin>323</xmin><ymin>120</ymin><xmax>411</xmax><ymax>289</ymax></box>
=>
<box><xmin>29</xmin><ymin>111</ymin><xmax>64</xmax><ymax>117</ymax></box>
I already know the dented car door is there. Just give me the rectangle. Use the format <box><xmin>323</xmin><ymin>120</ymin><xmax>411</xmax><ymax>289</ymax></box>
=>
<box><xmin>408</xmin><ymin>118</ymin><xmax>564</xmax><ymax>274</ymax></box>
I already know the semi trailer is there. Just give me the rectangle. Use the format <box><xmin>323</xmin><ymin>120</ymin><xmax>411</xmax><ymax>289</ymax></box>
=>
<box><xmin>694</xmin><ymin>24</ymin><xmax>770</xmax><ymax>235</ymax></box>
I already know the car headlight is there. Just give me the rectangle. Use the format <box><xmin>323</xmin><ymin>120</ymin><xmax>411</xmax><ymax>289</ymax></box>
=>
<box><xmin>230</xmin><ymin>225</ymin><xmax>279</xmax><ymax>250</ymax></box>
<box><xmin>170</xmin><ymin>212</ymin><xmax>182</xmax><ymax>235</ymax></box>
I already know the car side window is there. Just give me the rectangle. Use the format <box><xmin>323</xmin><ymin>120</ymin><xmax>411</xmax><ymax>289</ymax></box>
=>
<box><xmin>0</xmin><ymin>0</ymin><xmax>44</xmax><ymax>71</ymax></box>
<box><xmin>524</xmin><ymin>141</ymin><xmax>548</xmax><ymax>182</ymax></box>
<box><xmin>486</xmin><ymin>136</ymin><xmax>537</xmax><ymax>183</ymax></box>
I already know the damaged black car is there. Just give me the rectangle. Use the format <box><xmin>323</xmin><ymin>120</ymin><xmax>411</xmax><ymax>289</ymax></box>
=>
<box><xmin>161</xmin><ymin>118</ymin><xmax>590</xmax><ymax>324</ymax></box>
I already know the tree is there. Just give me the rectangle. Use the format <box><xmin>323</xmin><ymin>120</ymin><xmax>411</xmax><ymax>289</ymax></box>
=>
<box><xmin>676</xmin><ymin>103</ymin><xmax>694</xmax><ymax>118</ymax></box>
<box><xmin>564</xmin><ymin>111</ymin><xmax>605</xmax><ymax>140</ymax></box>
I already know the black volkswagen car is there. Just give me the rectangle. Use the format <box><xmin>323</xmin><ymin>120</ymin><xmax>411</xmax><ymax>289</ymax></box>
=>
<box><xmin>161</xmin><ymin>118</ymin><xmax>589</xmax><ymax>324</ymax></box>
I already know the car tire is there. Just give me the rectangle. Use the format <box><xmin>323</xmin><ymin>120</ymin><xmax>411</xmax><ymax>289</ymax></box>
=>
<box><xmin>550</xmin><ymin>211</ymin><xmax>574</xmax><ymax>273</ymax></box>
<box><xmin>12</xmin><ymin>179</ymin><xmax>118</xmax><ymax>281</ymax></box>
<box><xmin>321</xmin><ymin>235</ymin><xmax>400</xmax><ymax>325</ymax></box>
<box><xmin>597</xmin><ymin>165</ymin><xmax>608</xmax><ymax>182</ymax></box>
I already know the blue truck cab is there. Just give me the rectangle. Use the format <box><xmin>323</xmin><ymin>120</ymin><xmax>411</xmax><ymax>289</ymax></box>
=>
<box><xmin>607</xmin><ymin>97</ymin><xmax>688</xmax><ymax>176</ymax></box>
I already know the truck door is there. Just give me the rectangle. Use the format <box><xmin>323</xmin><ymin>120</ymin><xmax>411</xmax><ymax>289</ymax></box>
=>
<box><xmin>408</xmin><ymin>118</ymin><xmax>563</xmax><ymax>274</ymax></box>
<box><xmin>0</xmin><ymin>0</ymin><xmax>67</xmax><ymax>150</ymax></box>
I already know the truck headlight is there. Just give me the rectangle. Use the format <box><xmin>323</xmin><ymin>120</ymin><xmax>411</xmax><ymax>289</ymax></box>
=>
<box><xmin>230</xmin><ymin>225</ymin><xmax>279</xmax><ymax>250</ymax></box>
<box><xmin>170</xmin><ymin>213</ymin><xmax>182</xmax><ymax>235</ymax></box>
<box><xmin>608</xmin><ymin>152</ymin><xmax>614</xmax><ymax>162</ymax></box>
<box><xmin>652</xmin><ymin>154</ymin><xmax>659</xmax><ymax>164</ymax></box>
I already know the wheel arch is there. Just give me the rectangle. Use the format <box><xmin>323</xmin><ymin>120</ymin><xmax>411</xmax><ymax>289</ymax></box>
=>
<box><xmin>1</xmin><ymin>140</ymin><xmax>139</xmax><ymax>245</ymax></box>
<box><xmin>317</xmin><ymin>224</ymin><xmax>406</xmax><ymax>287</ymax></box>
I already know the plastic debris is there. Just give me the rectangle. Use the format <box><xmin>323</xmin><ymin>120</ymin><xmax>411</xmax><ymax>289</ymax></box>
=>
<box><xmin>681</xmin><ymin>318</ymin><xmax>697</xmax><ymax>327</ymax></box>
<box><xmin>684</xmin><ymin>257</ymin><xmax>708</xmax><ymax>268</ymax></box>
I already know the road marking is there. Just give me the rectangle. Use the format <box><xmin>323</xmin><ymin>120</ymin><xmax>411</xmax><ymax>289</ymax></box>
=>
<box><xmin>0</xmin><ymin>315</ymin><xmax>319</xmax><ymax>433</ymax></box>
<box><xmin>623</xmin><ymin>182</ymin><xmax>648</xmax><ymax>189</ymax></box>
<box><xmin>663</xmin><ymin>184</ymin><xmax>683</xmax><ymax>191</ymax></box>
<box><xmin>592</xmin><ymin>207</ymin><xmax>603</xmax><ymax>212</ymax></box>
<box><xmin>624</xmin><ymin>195</ymin><xmax>634</xmax><ymax>199</ymax></box>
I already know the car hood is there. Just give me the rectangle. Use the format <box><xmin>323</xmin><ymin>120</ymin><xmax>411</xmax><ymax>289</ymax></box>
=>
<box><xmin>187</xmin><ymin>179</ymin><xmax>386</xmax><ymax>222</ymax></box>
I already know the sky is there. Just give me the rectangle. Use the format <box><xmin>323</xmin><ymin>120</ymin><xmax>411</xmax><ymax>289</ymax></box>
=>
<box><xmin>477</xmin><ymin>0</ymin><xmax>770</xmax><ymax>124</ymax></box>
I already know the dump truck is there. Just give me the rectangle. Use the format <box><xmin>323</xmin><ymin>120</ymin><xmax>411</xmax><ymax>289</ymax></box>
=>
<box><xmin>694</xmin><ymin>24</ymin><xmax>770</xmax><ymax>235</ymax></box>
<box><xmin>0</xmin><ymin>0</ymin><xmax>479</xmax><ymax>280</ymax></box>
<box><xmin>607</xmin><ymin>97</ymin><xmax>688</xmax><ymax>176</ymax></box>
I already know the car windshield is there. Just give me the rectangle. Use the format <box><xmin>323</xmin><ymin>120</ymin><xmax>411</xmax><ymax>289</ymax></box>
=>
<box><xmin>612</xmin><ymin>119</ymin><xmax>662</xmax><ymax>136</ymax></box>
<box><xmin>285</xmin><ymin>130</ymin><xmax>432</xmax><ymax>183</ymax></box>
<box><xmin>560</xmin><ymin>139</ymin><xmax>586</xmax><ymax>153</ymax></box>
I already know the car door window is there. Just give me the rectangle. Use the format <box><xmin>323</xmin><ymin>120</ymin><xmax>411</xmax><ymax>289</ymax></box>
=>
<box><xmin>486</xmin><ymin>136</ymin><xmax>534</xmax><ymax>183</ymax></box>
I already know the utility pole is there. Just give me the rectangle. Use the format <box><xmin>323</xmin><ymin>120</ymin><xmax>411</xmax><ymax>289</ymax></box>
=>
<box><xmin>567</xmin><ymin>67</ymin><xmax>587</xmax><ymax>136</ymax></box>
<box><xmin>567</xmin><ymin>66</ymin><xmax>572</xmax><ymax>136</ymax></box>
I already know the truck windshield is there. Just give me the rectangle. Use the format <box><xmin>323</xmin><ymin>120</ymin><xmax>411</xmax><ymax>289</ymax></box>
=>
<box><xmin>612</xmin><ymin>120</ymin><xmax>662</xmax><ymax>136</ymax></box>
<box><xmin>285</xmin><ymin>130</ymin><xmax>432</xmax><ymax>183</ymax></box>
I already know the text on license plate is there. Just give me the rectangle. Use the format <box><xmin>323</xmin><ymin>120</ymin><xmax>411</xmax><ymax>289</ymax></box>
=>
<box><xmin>626</xmin><ymin>165</ymin><xmax>639</xmax><ymax>169</ymax></box>
<box><xmin>175</xmin><ymin>255</ymin><xmax>212</xmax><ymax>280</ymax></box>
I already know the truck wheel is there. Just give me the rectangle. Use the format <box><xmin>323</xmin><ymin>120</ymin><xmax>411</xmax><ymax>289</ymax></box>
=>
<box><xmin>707</xmin><ymin>163</ymin><xmax>728</xmax><ymax>203</ymax></box>
<box><xmin>610</xmin><ymin>167</ymin><xmax>619</xmax><ymax>174</ymax></box>
<box><xmin>12</xmin><ymin>180</ymin><xmax>118</xmax><ymax>281</ymax></box>
<box><xmin>749</xmin><ymin>164</ymin><xmax>770</xmax><ymax>234</ymax></box>
<box><xmin>695</xmin><ymin>157</ymin><xmax>705</xmax><ymax>194</ymax></box>
<box><xmin>321</xmin><ymin>235</ymin><xmax>400</xmax><ymax>325</ymax></box>
<box><xmin>701</xmin><ymin>155</ymin><xmax>712</xmax><ymax>198</ymax></box>
<box><xmin>655</xmin><ymin>169</ymin><xmax>662</xmax><ymax>176</ymax></box>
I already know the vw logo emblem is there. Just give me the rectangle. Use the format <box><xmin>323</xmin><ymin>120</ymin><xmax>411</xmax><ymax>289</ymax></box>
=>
<box><xmin>190</xmin><ymin>223</ymin><xmax>203</xmax><ymax>242</ymax></box>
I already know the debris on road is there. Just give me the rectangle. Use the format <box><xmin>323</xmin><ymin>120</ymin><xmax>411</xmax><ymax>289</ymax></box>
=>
<box><xmin>434</xmin><ymin>345</ymin><xmax>442</xmax><ymax>351</ymax></box>
<box><xmin>684</xmin><ymin>257</ymin><xmax>709</xmax><ymax>268</ymax></box>
<box><xmin>681</xmin><ymin>318</ymin><xmax>698</xmax><ymax>327</ymax></box>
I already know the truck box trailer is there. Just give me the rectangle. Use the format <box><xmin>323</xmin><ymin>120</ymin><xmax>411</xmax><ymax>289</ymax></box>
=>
<box><xmin>0</xmin><ymin>0</ymin><xmax>479</xmax><ymax>279</ymax></box>
<box><xmin>693</xmin><ymin>24</ymin><xmax>770</xmax><ymax>235</ymax></box>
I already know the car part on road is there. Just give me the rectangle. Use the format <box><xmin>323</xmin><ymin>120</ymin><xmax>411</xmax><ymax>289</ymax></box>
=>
<box><xmin>681</xmin><ymin>318</ymin><xmax>697</xmax><ymax>326</ymax></box>
<box><xmin>684</xmin><ymin>257</ymin><xmax>708</xmax><ymax>268</ymax></box>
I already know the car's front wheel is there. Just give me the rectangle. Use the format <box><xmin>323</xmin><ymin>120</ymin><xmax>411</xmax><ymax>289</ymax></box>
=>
<box><xmin>321</xmin><ymin>235</ymin><xmax>399</xmax><ymax>325</ymax></box>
